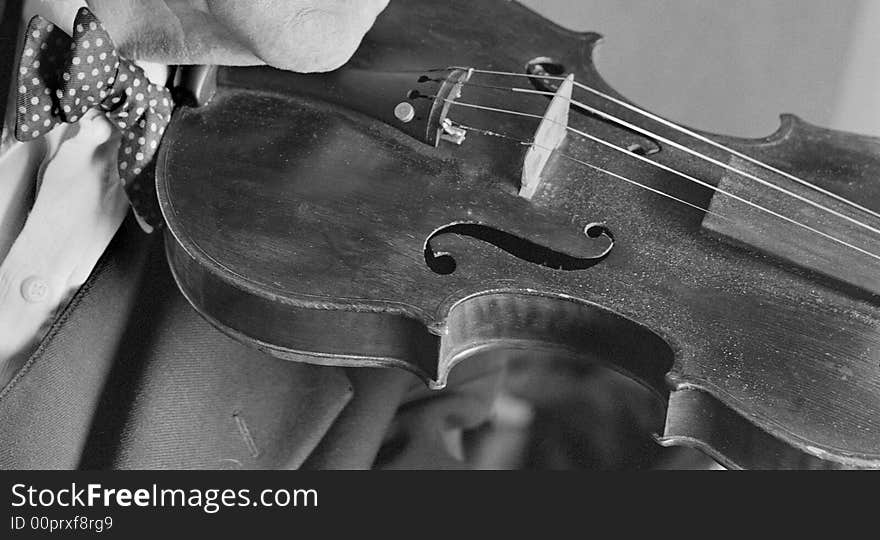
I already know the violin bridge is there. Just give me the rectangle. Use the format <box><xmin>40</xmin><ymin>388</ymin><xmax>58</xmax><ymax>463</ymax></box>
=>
<box><xmin>519</xmin><ymin>73</ymin><xmax>574</xmax><ymax>199</ymax></box>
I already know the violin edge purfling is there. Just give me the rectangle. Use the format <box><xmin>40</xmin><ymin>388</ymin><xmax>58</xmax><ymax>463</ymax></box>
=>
<box><xmin>158</xmin><ymin>0</ymin><xmax>880</xmax><ymax>469</ymax></box>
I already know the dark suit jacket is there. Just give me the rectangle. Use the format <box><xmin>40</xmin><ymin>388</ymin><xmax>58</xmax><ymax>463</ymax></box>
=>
<box><xmin>0</xmin><ymin>1</ymin><xmax>503</xmax><ymax>469</ymax></box>
<box><xmin>0</xmin><ymin>216</ymin><xmax>504</xmax><ymax>469</ymax></box>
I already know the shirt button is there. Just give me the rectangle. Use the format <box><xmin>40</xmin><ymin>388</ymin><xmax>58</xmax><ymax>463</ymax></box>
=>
<box><xmin>21</xmin><ymin>276</ymin><xmax>50</xmax><ymax>303</ymax></box>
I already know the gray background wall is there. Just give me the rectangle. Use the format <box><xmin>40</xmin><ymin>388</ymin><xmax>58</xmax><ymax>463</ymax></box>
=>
<box><xmin>520</xmin><ymin>0</ymin><xmax>877</xmax><ymax>138</ymax></box>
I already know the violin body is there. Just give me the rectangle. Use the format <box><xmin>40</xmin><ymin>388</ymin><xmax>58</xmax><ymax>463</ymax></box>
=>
<box><xmin>157</xmin><ymin>0</ymin><xmax>880</xmax><ymax>469</ymax></box>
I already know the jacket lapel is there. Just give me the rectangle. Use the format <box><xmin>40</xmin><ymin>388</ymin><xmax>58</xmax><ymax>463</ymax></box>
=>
<box><xmin>0</xmin><ymin>217</ymin><xmax>150</xmax><ymax>468</ymax></box>
<box><xmin>0</xmin><ymin>217</ymin><xmax>354</xmax><ymax>469</ymax></box>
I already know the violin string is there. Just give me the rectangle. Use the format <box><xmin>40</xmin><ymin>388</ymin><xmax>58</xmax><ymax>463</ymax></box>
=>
<box><xmin>515</xmin><ymin>86</ymin><xmax>880</xmax><ymax>238</ymax></box>
<box><xmin>453</xmin><ymin>122</ymin><xmax>732</xmax><ymax>221</ymax></box>
<box><xmin>448</xmin><ymin>66</ymin><xmax>880</xmax><ymax>224</ymax></box>
<box><xmin>440</xmin><ymin>98</ymin><xmax>880</xmax><ymax>263</ymax></box>
<box><xmin>448</xmin><ymin>76</ymin><xmax>880</xmax><ymax>239</ymax></box>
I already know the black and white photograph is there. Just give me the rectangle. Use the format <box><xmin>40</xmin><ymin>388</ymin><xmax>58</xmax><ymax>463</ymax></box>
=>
<box><xmin>0</xmin><ymin>0</ymin><xmax>878</xmax><ymax>526</ymax></box>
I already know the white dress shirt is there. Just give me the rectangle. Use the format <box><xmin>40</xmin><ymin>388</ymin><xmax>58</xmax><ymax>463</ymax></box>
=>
<box><xmin>0</xmin><ymin>0</ymin><xmax>167</xmax><ymax>381</ymax></box>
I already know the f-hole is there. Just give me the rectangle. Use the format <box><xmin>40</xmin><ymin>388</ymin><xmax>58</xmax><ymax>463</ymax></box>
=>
<box><xmin>424</xmin><ymin>223</ymin><xmax>613</xmax><ymax>275</ymax></box>
<box><xmin>526</xmin><ymin>57</ymin><xmax>567</xmax><ymax>94</ymax></box>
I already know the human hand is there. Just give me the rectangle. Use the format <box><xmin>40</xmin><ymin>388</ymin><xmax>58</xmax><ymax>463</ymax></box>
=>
<box><xmin>84</xmin><ymin>0</ymin><xmax>389</xmax><ymax>71</ymax></box>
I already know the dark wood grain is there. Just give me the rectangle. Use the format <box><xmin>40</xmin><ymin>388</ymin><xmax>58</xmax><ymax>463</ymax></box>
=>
<box><xmin>157</xmin><ymin>0</ymin><xmax>880</xmax><ymax>469</ymax></box>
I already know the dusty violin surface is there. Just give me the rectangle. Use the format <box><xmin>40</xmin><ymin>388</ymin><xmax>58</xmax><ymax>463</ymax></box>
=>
<box><xmin>157</xmin><ymin>0</ymin><xmax>880</xmax><ymax>469</ymax></box>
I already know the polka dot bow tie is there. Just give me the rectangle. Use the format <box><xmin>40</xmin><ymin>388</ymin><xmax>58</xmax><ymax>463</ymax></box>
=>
<box><xmin>15</xmin><ymin>7</ymin><xmax>174</xmax><ymax>232</ymax></box>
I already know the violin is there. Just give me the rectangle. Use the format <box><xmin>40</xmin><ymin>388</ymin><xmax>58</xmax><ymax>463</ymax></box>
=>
<box><xmin>156</xmin><ymin>0</ymin><xmax>880</xmax><ymax>469</ymax></box>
